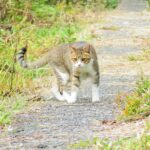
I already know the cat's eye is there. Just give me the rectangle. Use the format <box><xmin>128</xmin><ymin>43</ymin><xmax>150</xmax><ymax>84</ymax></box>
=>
<box><xmin>81</xmin><ymin>58</ymin><xmax>86</xmax><ymax>61</ymax></box>
<box><xmin>72</xmin><ymin>58</ymin><xmax>77</xmax><ymax>61</ymax></box>
<box><xmin>82</xmin><ymin>58</ymin><xmax>90</xmax><ymax>63</ymax></box>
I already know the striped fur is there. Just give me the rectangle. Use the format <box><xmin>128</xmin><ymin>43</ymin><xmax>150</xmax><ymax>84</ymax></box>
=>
<box><xmin>17</xmin><ymin>47</ymin><xmax>51</xmax><ymax>69</ymax></box>
<box><xmin>17</xmin><ymin>47</ymin><xmax>28</xmax><ymax>68</ymax></box>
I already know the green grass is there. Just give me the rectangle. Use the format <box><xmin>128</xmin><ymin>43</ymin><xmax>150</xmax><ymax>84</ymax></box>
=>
<box><xmin>69</xmin><ymin>135</ymin><xmax>150</xmax><ymax>150</ymax></box>
<box><xmin>69</xmin><ymin>122</ymin><xmax>150</xmax><ymax>150</ymax></box>
<box><xmin>70</xmin><ymin>137</ymin><xmax>150</xmax><ymax>150</ymax></box>
<box><xmin>148</xmin><ymin>0</ymin><xmax>150</xmax><ymax>8</ymax></box>
<box><xmin>128</xmin><ymin>50</ymin><xmax>150</xmax><ymax>61</ymax></box>
<box><xmin>0</xmin><ymin>96</ymin><xmax>26</xmax><ymax>125</ymax></box>
<box><xmin>116</xmin><ymin>77</ymin><xmax>150</xmax><ymax>121</ymax></box>
<box><xmin>104</xmin><ymin>0</ymin><xmax>119</xmax><ymax>9</ymax></box>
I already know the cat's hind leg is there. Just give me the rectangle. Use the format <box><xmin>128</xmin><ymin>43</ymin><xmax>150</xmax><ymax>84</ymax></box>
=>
<box><xmin>52</xmin><ymin>67</ymin><xmax>69</xmax><ymax>101</ymax></box>
<box><xmin>51</xmin><ymin>86</ymin><xmax>65</xmax><ymax>101</ymax></box>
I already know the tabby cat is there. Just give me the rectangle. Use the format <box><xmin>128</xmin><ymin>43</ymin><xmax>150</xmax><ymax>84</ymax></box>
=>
<box><xmin>17</xmin><ymin>41</ymin><xmax>100</xmax><ymax>103</ymax></box>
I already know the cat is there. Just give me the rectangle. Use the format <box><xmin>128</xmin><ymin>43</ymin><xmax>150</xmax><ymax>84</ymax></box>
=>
<box><xmin>17</xmin><ymin>41</ymin><xmax>100</xmax><ymax>103</ymax></box>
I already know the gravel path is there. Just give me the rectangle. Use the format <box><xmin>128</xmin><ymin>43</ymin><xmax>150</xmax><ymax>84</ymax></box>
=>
<box><xmin>0</xmin><ymin>0</ymin><xmax>150</xmax><ymax>149</ymax></box>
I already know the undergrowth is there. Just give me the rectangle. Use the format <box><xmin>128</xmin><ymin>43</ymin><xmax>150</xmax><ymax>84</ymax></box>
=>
<box><xmin>148</xmin><ymin>0</ymin><xmax>150</xmax><ymax>8</ymax></box>
<box><xmin>128</xmin><ymin>49</ymin><xmax>150</xmax><ymax>61</ymax></box>
<box><xmin>0</xmin><ymin>95</ymin><xmax>26</xmax><ymax>125</ymax></box>
<box><xmin>116</xmin><ymin>76</ymin><xmax>150</xmax><ymax>121</ymax></box>
<box><xmin>69</xmin><ymin>121</ymin><xmax>150</xmax><ymax>150</ymax></box>
<box><xmin>104</xmin><ymin>0</ymin><xmax>118</xmax><ymax>9</ymax></box>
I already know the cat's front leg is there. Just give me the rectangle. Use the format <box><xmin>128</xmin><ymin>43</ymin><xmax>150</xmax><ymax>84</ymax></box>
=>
<box><xmin>63</xmin><ymin>87</ymin><xmax>79</xmax><ymax>103</ymax></box>
<box><xmin>92</xmin><ymin>84</ymin><xmax>99</xmax><ymax>102</ymax></box>
<box><xmin>51</xmin><ymin>86</ymin><xmax>65</xmax><ymax>101</ymax></box>
<box><xmin>65</xmin><ymin>72</ymin><xmax>80</xmax><ymax>103</ymax></box>
<box><xmin>92</xmin><ymin>69</ymin><xmax>100</xmax><ymax>102</ymax></box>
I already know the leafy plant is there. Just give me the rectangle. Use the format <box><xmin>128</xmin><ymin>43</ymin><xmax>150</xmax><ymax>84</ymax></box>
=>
<box><xmin>104</xmin><ymin>0</ymin><xmax>118</xmax><ymax>9</ymax></box>
<box><xmin>128</xmin><ymin>50</ymin><xmax>150</xmax><ymax>61</ymax></box>
<box><xmin>148</xmin><ymin>0</ymin><xmax>150</xmax><ymax>8</ymax></box>
<box><xmin>69</xmin><ymin>130</ymin><xmax>150</xmax><ymax>150</ymax></box>
<box><xmin>69</xmin><ymin>121</ymin><xmax>150</xmax><ymax>149</ymax></box>
<box><xmin>0</xmin><ymin>96</ymin><xmax>26</xmax><ymax>125</ymax></box>
<box><xmin>117</xmin><ymin>77</ymin><xmax>150</xmax><ymax>121</ymax></box>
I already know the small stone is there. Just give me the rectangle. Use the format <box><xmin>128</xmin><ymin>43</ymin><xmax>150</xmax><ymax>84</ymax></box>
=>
<box><xmin>37</xmin><ymin>144</ymin><xmax>47</xmax><ymax>149</ymax></box>
<box><xmin>14</xmin><ymin>128</ymin><xmax>24</xmax><ymax>133</ymax></box>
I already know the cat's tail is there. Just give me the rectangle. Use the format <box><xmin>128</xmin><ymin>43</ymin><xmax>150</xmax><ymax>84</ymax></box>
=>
<box><xmin>17</xmin><ymin>47</ymin><xmax>50</xmax><ymax>69</ymax></box>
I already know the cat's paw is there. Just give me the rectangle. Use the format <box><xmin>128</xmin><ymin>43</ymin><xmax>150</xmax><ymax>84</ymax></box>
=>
<box><xmin>92</xmin><ymin>94</ymin><xmax>100</xmax><ymax>102</ymax></box>
<box><xmin>63</xmin><ymin>91</ymin><xmax>70</xmax><ymax>100</ymax></box>
<box><xmin>54</xmin><ymin>93</ymin><xmax>65</xmax><ymax>101</ymax></box>
<box><xmin>58</xmin><ymin>95</ymin><xmax>65</xmax><ymax>101</ymax></box>
<box><xmin>51</xmin><ymin>87</ymin><xmax>65</xmax><ymax>101</ymax></box>
<box><xmin>67</xmin><ymin>98</ymin><xmax>77</xmax><ymax>103</ymax></box>
<box><xmin>63</xmin><ymin>92</ymin><xmax>76</xmax><ymax>103</ymax></box>
<box><xmin>92</xmin><ymin>98</ymin><xmax>100</xmax><ymax>103</ymax></box>
<box><xmin>92</xmin><ymin>85</ymin><xmax>99</xmax><ymax>102</ymax></box>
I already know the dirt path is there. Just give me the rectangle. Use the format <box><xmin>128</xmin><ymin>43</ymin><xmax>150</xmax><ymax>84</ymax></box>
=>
<box><xmin>0</xmin><ymin>0</ymin><xmax>150</xmax><ymax>149</ymax></box>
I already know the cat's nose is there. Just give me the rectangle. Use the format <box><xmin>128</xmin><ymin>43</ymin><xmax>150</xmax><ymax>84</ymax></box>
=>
<box><xmin>78</xmin><ymin>63</ymin><xmax>82</xmax><ymax>67</ymax></box>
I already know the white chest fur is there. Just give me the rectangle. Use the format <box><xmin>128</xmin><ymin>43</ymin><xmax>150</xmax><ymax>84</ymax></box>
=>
<box><xmin>80</xmin><ymin>59</ymin><xmax>96</xmax><ymax>79</ymax></box>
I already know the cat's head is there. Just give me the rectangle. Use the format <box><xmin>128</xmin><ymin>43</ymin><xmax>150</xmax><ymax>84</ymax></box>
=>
<box><xmin>70</xmin><ymin>44</ymin><xmax>91</xmax><ymax>68</ymax></box>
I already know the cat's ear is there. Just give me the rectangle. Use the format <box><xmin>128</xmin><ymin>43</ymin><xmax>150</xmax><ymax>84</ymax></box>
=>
<box><xmin>70</xmin><ymin>46</ymin><xmax>76</xmax><ymax>53</ymax></box>
<box><xmin>84</xmin><ymin>44</ymin><xmax>90</xmax><ymax>53</ymax></box>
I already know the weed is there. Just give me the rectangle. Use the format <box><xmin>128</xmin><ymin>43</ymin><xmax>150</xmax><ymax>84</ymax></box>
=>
<box><xmin>128</xmin><ymin>50</ymin><xmax>150</xmax><ymax>61</ymax></box>
<box><xmin>117</xmin><ymin>77</ymin><xmax>150</xmax><ymax>121</ymax></box>
<box><xmin>0</xmin><ymin>96</ymin><xmax>27</xmax><ymax>125</ymax></box>
<box><xmin>69</xmin><ymin>134</ymin><xmax>150</xmax><ymax>150</ymax></box>
<box><xmin>69</xmin><ymin>121</ymin><xmax>150</xmax><ymax>150</ymax></box>
<box><xmin>104</xmin><ymin>0</ymin><xmax>119</xmax><ymax>9</ymax></box>
<box><xmin>148</xmin><ymin>0</ymin><xmax>150</xmax><ymax>8</ymax></box>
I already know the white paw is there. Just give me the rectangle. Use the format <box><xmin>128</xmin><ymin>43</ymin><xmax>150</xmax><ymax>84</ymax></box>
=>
<box><xmin>92</xmin><ymin>85</ymin><xmax>99</xmax><ymax>102</ymax></box>
<box><xmin>63</xmin><ymin>92</ymin><xmax>77</xmax><ymax>103</ymax></box>
<box><xmin>57</xmin><ymin>95</ymin><xmax>65</xmax><ymax>101</ymax></box>
<box><xmin>92</xmin><ymin>93</ymin><xmax>100</xmax><ymax>102</ymax></box>
<box><xmin>54</xmin><ymin>93</ymin><xmax>65</xmax><ymax>101</ymax></box>
<box><xmin>63</xmin><ymin>91</ymin><xmax>70</xmax><ymax>100</ymax></box>
<box><xmin>92</xmin><ymin>97</ymin><xmax>100</xmax><ymax>102</ymax></box>
<box><xmin>51</xmin><ymin>87</ymin><xmax>65</xmax><ymax>101</ymax></box>
<box><xmin>67</xmin><ymin>98</ymin><xmax>77</xmax><ymax>104</ymax></box>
